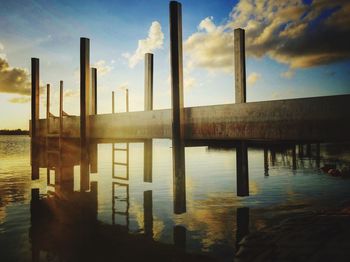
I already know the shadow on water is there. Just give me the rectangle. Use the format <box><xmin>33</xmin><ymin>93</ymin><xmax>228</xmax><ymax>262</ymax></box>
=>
<box><xmin>26</xmin><ymin>137</ymin><xmax>350</xmax><ymax>261</ymax></box>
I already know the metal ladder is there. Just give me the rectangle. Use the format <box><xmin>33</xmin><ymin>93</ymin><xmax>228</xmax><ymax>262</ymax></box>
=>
<box><xmin>111</xmin><ymin>142</ymin><xmax>130</xmax><ymax>227</ymax></box>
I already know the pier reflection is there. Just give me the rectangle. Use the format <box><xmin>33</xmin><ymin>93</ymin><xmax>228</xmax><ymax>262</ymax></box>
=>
<box><xmin>28</xmin><ymin>138</ymin><xmax>350</xmax><ymax>260</ymax></box>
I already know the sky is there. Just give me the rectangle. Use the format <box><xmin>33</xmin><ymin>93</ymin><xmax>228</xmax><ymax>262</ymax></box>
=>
<box><xmin>0</xmin><ymin>0</ymin><xmax>349</xmax><ymax>129</ymax></box>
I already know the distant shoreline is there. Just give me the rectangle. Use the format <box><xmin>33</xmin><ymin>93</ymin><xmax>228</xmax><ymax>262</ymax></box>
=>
<box><xmin>0</xmin><ymin>129</ymin><xmax>30</xmax><ymax>135</ymax></box>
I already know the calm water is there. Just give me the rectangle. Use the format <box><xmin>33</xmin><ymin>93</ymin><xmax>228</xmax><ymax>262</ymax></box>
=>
<box><xmin>1</xmin><ymin>135</ymin><xmax>350</xmax><ymax>261</ymax></box>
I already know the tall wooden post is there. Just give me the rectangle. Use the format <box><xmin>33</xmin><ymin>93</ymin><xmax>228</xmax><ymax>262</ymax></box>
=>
<box><xmin>144</xmin><ymin>54</ymin><xmax>153</xmax><ymax>183</ymax></box>
<box><xmin>46</xmin><ymin>84</ymin><xmax>50</xmax><ymax>134</ymax></box>
<box><xmin>234</xmin><ymin>28</ymin><xmax>249</xmax><ymax>196</ymax></box>
<box><xmin>112</xmin><ymin>91</ymin><xmax>115</xmax><ymax>113</ymax></box>
<box><xmin>80</xmin><ymin>37</ymin><xmax>90</xmax><ymax>146</ymax></box>
<box><xmin>80</xmin><ymin>38</ymin><xmax>90</xmax><ymax>191</ymax></box>
<box><xmin>144</xmin><ymin>139</ymin><xmax>153</xmax><ymax>182</ymax></box>
<box><xmin>31</xmin><ymin>58</ymin><xmax>40</xmax><ymax>180</ymax></box>
<box><xmin>170</xmin><ymin>1</ymin><xmax>186</xmax><ymax>214</ymax></box>
<box><xmin>144</xmin><ymin>190</ymin><xmax>153</xmax><ymax>238</ymax></box>
<box><xmin>59</xmin><ymin>80</ymin><xmax>63</xmax><ymax>136</ymax></box>
<box><xmin>264</xmin><ymin>147</ymin><xmax>269</xmax><ymax>176</ymax></box>
<box><xmin>236</xmin><ymin>142</ymin><xmax>249</xmax><ymax>196</ymax></box>
<box><xmin>126</xmin><ymin>89</ymin><xmax>129</xmax><ymax>112</ymax></box>
<box><xmin>31</xmin><ymin>58</ymin><xmax>40</xmax><ymax>138</ymax></box>
<box><xmin>234</xmin><ymin>28</ymin><xmax>246</xmax><ymax>104</ymax></box>
<box><xmin>144</xmin><ymin>53</ymin><xmax>154</xmax><ymax>111</ymax></box>
<box><xmin>91</xmin><ymin>67</ymin><xmax>97</xmax><ymax>115</ymax></box>
<box><xmin>292</xmin><ymin>145</ymin><xmax>297</xmax><ymax>170</ymax></box>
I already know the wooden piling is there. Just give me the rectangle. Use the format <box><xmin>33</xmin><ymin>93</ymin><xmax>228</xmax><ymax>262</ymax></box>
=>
<box><xmin>234</xmin><ymin>28</ymin><xmax>249</xmax><ymax>196</ymax></box>
<box><xmin>292</xmin><ymin>145</ymin><xmax>297</xmax><ymax>170</ymax></box>
<box><xmin>143</xmin><ymin>190</ymin><xmax>153</xmax><ymax>238</ymax></box>
<box><xmin>31</xmin><ymin>58</ymin><xmax>40</xmax><ymax>137</ymax></box>
<box><xmin>170</xmin><ymin>1</ymin><xmax>186</xmax><ymax>214</ymax></box>
<box><xmin>91</xmin><ymin>67</ymin><xmax>97</xmax><ymax>115</ymax></box>
<box><xmin>144</xmin><ymin>53</ymin><xmax>154</xmax><ymax>111</ymax></box>
<box><xmin>46</xmin><ymin>84</ymin><xmax>50</xmax><ymax>133</ymax></box>
<box><xmin>236</xmin><ymin>142</ymin><xmax>249</xmax><ymax>196</ymax></box>
<box><xmin>80</xmin><ymin>37</ymin><xmax>90</xmax><ymax>145</ymax></box>
<box><xmin>112</xmin><ymin>91</ymin><xmax>115</xmax><ymax>113</ymax></box>
<box><xmin>80</xmin><ymin>38</ymin><xmax>90</xmax><ymax>187</ymax></box>
<box><xmin>264</xmin><ymin>148</ymin><xmax>269</xmax><ymax>175</ymax></box>
<box><xmin>59</xmin><ymin>80</ymin><xmax>63</xmax><ymax>136</ymax></box>
<box><xmin>234</xmin><ymin>29</ymin><xmax>246</xmax><ymax>104</ymax></box>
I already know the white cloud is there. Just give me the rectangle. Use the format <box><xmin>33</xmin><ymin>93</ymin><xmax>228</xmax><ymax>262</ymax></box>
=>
<box><xmin>184</xmin><ymin>16</ymin><xmax>233</xmax><ymax>73</ymax></box>
<box><xmin>125</xmin><ymin>21</ymin><xmax>164</xmax><ymax>68</ymax></box>
<box><xmin>92</xmin><ymin>60</ymin><xmax>113</xmax><ymax>76</ymax></box>
<box><xmin>0</xmin><ymin>57</ymin><xmax>30</xmax><ymax>95</ymax></box>
<box><xmin>247</xmin><ymin>72</ymin><xmax>261</xmax><ymax>86</ymax></box>
<box><xmin>184</xmin><ymin>0</ymin><xmax>350</xmax><ymax>73</ymax></box>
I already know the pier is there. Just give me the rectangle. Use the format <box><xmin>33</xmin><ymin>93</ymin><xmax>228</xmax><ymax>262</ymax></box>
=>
<box><xmin>30</xmin><ymin>1</ymin><xmax>350</xmax><ymax>203</ymax></box>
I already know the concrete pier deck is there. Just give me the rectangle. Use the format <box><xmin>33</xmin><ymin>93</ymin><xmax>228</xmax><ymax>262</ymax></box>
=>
<box><xmin>31</xmin><ymin>94</ymin><xmax>350</xmax><ymax>142</ymax></box>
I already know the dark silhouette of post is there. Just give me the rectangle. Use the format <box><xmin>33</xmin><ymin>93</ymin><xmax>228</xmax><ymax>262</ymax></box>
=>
<box><xmin>234</xmin><ymin>29</ymin><xmax>246</xmax><ymax>104</ymax></box>
<box><xmin>59</xmin><ymin>81</ymin><xmax>63</xmax><ymax>136</ymax></box>
<box><xmin>144</xmin><ymin>53</ymin><xmax>153</xmax><ymax>111</ymax></box>
<box><xmin>264</xmin><ymin>148</ymin><xmax>269</xmax><ymax>176</ymax></box>
<box><xmin>31</xmin><ymin>58</ymin><xmax>40</xmax><ymax>180</ymax></box>
<box><xmin>170</xmin><ymin>1</ymin><xmax>186</xmax><ymax>214</ymax></box>
<box><xmin>91</xmin><ymin>67</ymin><xmax>97</xmax><ymax>115</ymax></box>
<box><xmin>236</xmin><ymin>142</ymin><xmax>249</xmax><ymax>196</ymax></box>
<box><xmin>31</xmin><ymin>58</ymin><xmax>40</xmax><ymax>138</ymax></box>
<box><xmin>292</xmin><ymin>145</ymin><xmax>297</xmax><ymax>170</ymax></box>
<box><xmin>89</xmin><ymin>142</ymin><xmax>98</xmax><ymax>173</ymax></box>
<box><xmin>80</xmin><ymin>38</ymin><xmax>90</xmax><ymax>188</ymax></box>
<box><xmin>234</xmin><ymin>28</ymin><xmax>248</xmax><ymax>196</ymax></box>
<box><xmin>80</xmin><ymin>37</ymin><xmax>90</xmax><ymax>146</ymax></box>
<box><xmin>46</xmin><ymin>84</ymin><xmax>50</xmax><ymax>133</ymax></box>
<box><xmin>80</xmin><ymin>152</ymin><xmax>90</xmax><ymax>191</ymax></box>
<box><xmin>143</xmin><ymin>190</ymin><xmax>153</xmax><ymax>238</ymax></box>
<box><xmin>144</xmin><ymin>139</ymin><xmax>153</xmax><ymax>182</ymax></box>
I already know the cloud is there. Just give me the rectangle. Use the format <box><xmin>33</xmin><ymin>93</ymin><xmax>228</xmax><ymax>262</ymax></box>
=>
<box><xmin>0</xmin><ymin>42</ymin><xmax>4</xmax><ymax>51</ymax></box>
<box><xmin>0</xmin><ymin>57</ymin><xmax>31</xmax><ymax>95</ymax></box>
<box><xmin>184</xmin><ymin>0</ymin><xmax>350</xmax><ymax>72</ymax></box>
<box><xmin>124</xmin><ymin>21</ymin><xmax>164</xmax><ymax>68</ymax></box>
<box><xmin>92</xmin><ymin>60</ymin><xmax>113</xmax><ymax>76</ymax></box>
<box><xmin>247</xmin><ymin>72</ymin><xmax>261</xmax><ymax>86</ymax></box>
<box><xmin>8</xmin><ymin>96</ymin><xmax>31</xmax><ymax>104</ymax></box>
<box><xmin>185</xmin><ymin>17</ymin><xmax>233</xmax><ymax>72</ymax></box>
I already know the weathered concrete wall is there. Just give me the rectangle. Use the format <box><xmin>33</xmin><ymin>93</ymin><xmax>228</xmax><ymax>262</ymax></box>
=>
<box><xmin>31</xmin><ymin>94</ymin><xmax>350</xmax><ymax>142</ymax></box>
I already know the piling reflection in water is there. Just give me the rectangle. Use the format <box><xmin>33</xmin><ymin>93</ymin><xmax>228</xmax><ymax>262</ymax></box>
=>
<box><xmin>27</xmin><ymin>138</ymin><xmax>350</xmax><ymax>260</ymax></box>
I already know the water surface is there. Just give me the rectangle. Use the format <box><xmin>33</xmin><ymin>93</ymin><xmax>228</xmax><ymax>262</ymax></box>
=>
<box><xmin>1</xmin><ymin>135</ymin><xmax>350</xmax><ymax>261</ymax></box>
